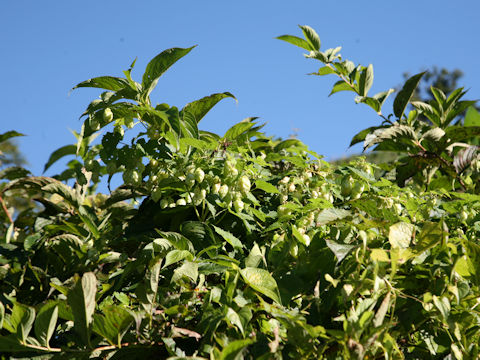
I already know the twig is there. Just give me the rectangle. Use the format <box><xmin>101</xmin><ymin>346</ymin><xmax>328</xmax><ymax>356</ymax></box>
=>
<box><xmin>0</xmin><ymin>194</ymin><xmax>13</xmax><ymax>224</ymax></box>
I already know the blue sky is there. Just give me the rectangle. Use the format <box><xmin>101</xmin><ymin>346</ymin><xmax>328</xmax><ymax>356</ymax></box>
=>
<box><xmin>2</xmin><ymin>1</ymin><xmax>480</xmax><ymax>177</ymax></box>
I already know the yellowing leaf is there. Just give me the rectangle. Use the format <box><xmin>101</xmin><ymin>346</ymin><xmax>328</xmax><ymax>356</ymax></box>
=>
<box><xmin>389</xmin><ymin>222</ymin><xmax>414</xmax><ymax>249</ymax></box>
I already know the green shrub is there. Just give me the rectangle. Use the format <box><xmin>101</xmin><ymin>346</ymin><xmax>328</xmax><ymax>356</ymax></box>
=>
<box><xmin>0</xmin><ymin>26</ymin><xmax>479</xmax><ymax>359</ymax></box>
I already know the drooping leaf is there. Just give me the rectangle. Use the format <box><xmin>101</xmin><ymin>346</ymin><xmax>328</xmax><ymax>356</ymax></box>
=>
<box><xmin>67</xmin><ymin>272</ymin><xmax>97</xmax><ymax>346</ymax></box>
<box><xmin>393</xmin><ymin>72</ymin><xmax>426</xmax><ymax>119</ymax></box>
<box><xmin>240</xmin><ymin>267</ymin><xmax>281</xmax><ymax>304</ymax></box>
<box><xmin>373</xmin><ymin>292</ymin><xmax>391</xmax><ymax>327</ymax></box>
<box><xmin>142</xmin><ymin>46</ymin><xmax>196</xmax><ymax>97</ymax></box>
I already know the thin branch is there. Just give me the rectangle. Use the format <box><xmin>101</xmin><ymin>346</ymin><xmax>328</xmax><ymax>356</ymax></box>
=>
<box><xmin>0</xmin><ymin>194</ymin><xmax>13</xmax><ymax>224</ymax></box>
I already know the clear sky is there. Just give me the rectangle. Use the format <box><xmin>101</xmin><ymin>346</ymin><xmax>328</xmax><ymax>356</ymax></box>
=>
<box><xmin>2</xmin><ymin>1</ymin><xmax>480</xmax><ymax>177</ymax></box>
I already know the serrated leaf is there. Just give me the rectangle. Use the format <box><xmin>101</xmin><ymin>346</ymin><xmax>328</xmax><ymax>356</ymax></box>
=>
<box><xmin>240</xmin><ymin>267</ymin><xmax>281</xmax><ymax>304</ymax></box>
<box><xmin>142</xmin><ymin>46</ymin><xmax>196</xmax><ymax>97</ymax></box>
<box><xmin>364</xmin><ymin>124</ymin><xmax>416</xmax><ymax>150</ymax></box>
<box><xmin>299</xmin><ymin>25</ymin><xmax>321</xmax><ymax>51</ymax></box>
<box><xmin>276</xmin><ymin>34</ymin><xmax>312</xmax><ymax>51</ymax></box>
<box><xmin>389</xmin><ymin>222</ymin><xmax>414</xmax><ymax>249</ymax></box>
<box><xmin>421</xmin><ymin>128</ymin><xmax>445</xmax><ymax>142</ymax></box>
<box><xmin>34</xmin><ymin>302</ymin><xmax>58</xmax><ymax>347</ymax></box>
<box><xmin>181</xmin><ymin>92</ymin><xmax>236</xmax><ymax>124</ymax></box>
<box><xmin>67</xmin><ymin>272</ymin><xmax>97</xmax><ymax>346</ymax></box>
<box><xmin>213</xmin><ymin>226</ymin><xmax>243</xmax><ymax>250</ymax></box>
<box><xmin>393</xmin><ymin>72</ymin><xmax>426</xmax><ymax>119</ymax></box>
<box><xmin>254</xmin><ymin>180</ymin><xmax>280</xmax><ymax>194</ymax></box>
<box><xmin>453</xmin><ymin>145</ymin><xmax>478</xmax><ymax>173</ymax></box>
<box><xmin>350</xmin><ymin>126</ymin><xmax>387</xmax><ymax>147</ymax></box>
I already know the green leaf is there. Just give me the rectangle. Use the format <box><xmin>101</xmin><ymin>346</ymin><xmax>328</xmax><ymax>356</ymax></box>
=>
<box><xmin>349</xmin><ymin>126</ymin><xmax>387</xmax><ymax>147</ymax></box>
<box><xmin>432</xmin><ymin>295</ymin><xmax>450</xmax><ymax>321</ymax></box>
<box><xmin>0</xmin><ymin>130</ymin><xmax>25</xmax><ymax>143</ymax></box>
<box><xmin>213</xmin><ymin>226</ymin><xmax>243</xmax><ymax>250</ymax></box>
<box><xmin>329</xmin><ymin>80</ymin><xmax>355</xmax><ymax>96</ymax></box>
<box><xmin>142</xmin><ymin>46</ymin><xmax>196</xmax><ymax>97</ymax></box>
<box><xmin>254</xmin><ymin>180</ymin><xmax>280</xmax><ymax>194</ymax></box>
<box><xmin>67</xmin><ymin>272</ymin><xmax>97</xmax><ymax>346</ymax></box>
<box><xmin>92</xmin><ymin>305</ymin><xmax>133</xmax><ymax>346</ymax></box>
<box><xmin>453</xmin><ymin>145</ymin><xmax>478</xmax><ymax>173</ymax></box>
<box><xmin>364</xmin><ymin>124</ymin><xmax>416</xmax><ymax>150</ymax></box>
<box><xmin>316</xmin><ymin>208</ymin><xmax>350</xmax><ymax>225</ymax></box>
<box><xmin>164</xmin><ymin>250</ymin><xmax>194</xmax><ymax>268</ymax></box>
<box><xmin>0</xmin><ymin>302</ymin><xmax>4</xmax><ymax>330</ymax></box>
<box><xmin>414</xmin><ymin>221</ymin><xmax>446</xmax><ymax>254</ymax></box>
<box><xmin>219</xmin><ymin>338</ymin><xmax>255</xmax><ymax>360</ymax></box>
<box><xmin>310</xmin><ymin>66</ymin><xmax>336</xmax><ymax>76</ymax></box>
<box><xmin>34</xmin><ymin>302</ymin><xmax>58</xmax><ymax>347</ymax></box>
<box><xmin>245</xmin><ymin>243</ymin><xmax>263</xmax><ymax>268</ymax></box>
<box><xmin>181</xmin><ymin>92</ymin><xmax>236</xmax><ymax>124</ymax></box>
<box><xmin>72</xmin><ymin>76</ymin><xmax>130</xmax><ymax>91</ymax></box>
<box><xmin>240</xmin><ymin>267</ymin><xmax>281</xmax><ymax>304</ymax></box>
<box><xmin>172</xmin><ymin>261</ymin><xmax>198</xmax><ymax>283</ymax></box>
<box><xmin>43</xmin><ymin>145</ymin><xmax>76</xmax><ymax>173</ymax></box>
<box><xmin>276</xmin><ymin>34</ymin><xmax>312</xmax><ymax>51</ymax></box>
<box><xmin>373</xmin><ymin>292</ymin><xmax>391</xmax><ymax>327</ymax></box>
<box><xmin>325</xmin><ymin>240</ymin><xmax>355</xmax><ymax>263</ymax></box>
<box><xmin>388</xmin><ymin>222</ymin><xmax>414</xmax><ymax>249</ymax></box>
<box><xmin>0</xmin><ymin>166</ymin><xmax>31</xmax><ymax>181</ymax></box>
<box><xmin>393</xmin><ymin>72</ymin><xmax>426</xmax><ymax>119</ymax></box>
<box><xmin>358</xmin><ymin>64</ymin><xmax>373</xmax><ymax>96</ymax></box>
<box><xmin>421</xmin><ymin>128</ymin><xmax>445</xmax><ymax>142</ymax></box>
<box><xmin>8</xmin><ymin>303</ymin><xmax>35</xmax><ymax>343</ymax></box>
<box><xmin>355</xmin><ymin>96</ymin><xmax>381</xmax><ymax>113</ymax></box>
<box><xmin>445</xmin><ymin>126</ymin><xmax>480</xmax><ymax>143</ymax></box>
<box><xmin>299</xmin><ymin>25</ymin><xmax>321</xmax><ymax>51</ymax></box>
<box><xmin>464</xmin><ymin>106</ymin><xmax>480</xmax><ymax>127</ymax></box>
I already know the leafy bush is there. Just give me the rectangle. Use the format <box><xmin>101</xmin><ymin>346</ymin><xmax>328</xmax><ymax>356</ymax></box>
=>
<box><xmin>0</xmin><ymin>26</ymin><xmax>479</xmax><ymax>359</ymax></box>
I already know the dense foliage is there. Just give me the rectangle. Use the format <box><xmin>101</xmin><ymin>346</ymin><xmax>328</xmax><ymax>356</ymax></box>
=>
<box><xmin>1</xmin><ymin>26</ymin><xmax>480</xmax><ymax>359</ymax></box>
